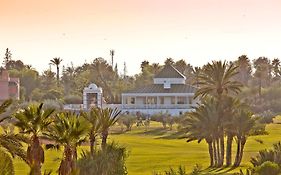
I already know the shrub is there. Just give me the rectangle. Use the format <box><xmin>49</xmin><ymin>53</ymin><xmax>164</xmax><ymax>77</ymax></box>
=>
<box><xmin>119</xmin><ymin>115</ymin><xmax>136</xmax><ymax>131</ymax></box>
<box><xmin>63</xmin><ymin>95</ymin><xmax>82</xmax><ymax>104</ymax></box>
<box><xmin>153</xmin><ymin>166</ymin><xmax>187</xmax><ymax>175</ymax></box>
<box><xmin>42</xmin><ymin>99</ymin><xmax>63</xmax><ymax>110</ymax></box>
<box><xmin>251</xmin><ymin>142</ymin><xmax>281</xmax><ymax>167</ymax></box>
<box><xmin>77</xmin><ymin>143</ymin><xmax>128</xmax><ymax>175</ymax></box>
<box><xmin>255</xmin><ymin>161</ymin><xmax>280</xmax><ymax>175</ymax></box>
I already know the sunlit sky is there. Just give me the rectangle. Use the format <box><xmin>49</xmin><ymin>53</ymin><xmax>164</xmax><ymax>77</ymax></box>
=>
<box><xmin>1</xmin><ymin>0</ymin><xmax>281</xmax><ymax>75</ymax></box>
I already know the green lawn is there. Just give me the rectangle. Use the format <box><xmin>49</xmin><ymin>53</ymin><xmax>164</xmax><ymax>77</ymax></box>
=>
<box><xmin>14</xmin><ymin>117</ymin><xmax>281</xmax><ymax>175</ymax></box>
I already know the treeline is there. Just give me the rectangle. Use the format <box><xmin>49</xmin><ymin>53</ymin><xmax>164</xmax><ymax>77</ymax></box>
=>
<box><xmin>2</xmin><ymin>48</ymin><xmax>281</xmax><ymax>114</ymax></box>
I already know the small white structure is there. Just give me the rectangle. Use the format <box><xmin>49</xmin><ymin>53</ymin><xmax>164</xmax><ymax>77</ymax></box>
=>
<box><xmin>121</xmin><ymin>64</ymin><xmax>197</xmax><ymax>116</ymax></box>
<box><xmin>83</xmin><ymin>83</ymin><xmax>103</xmax><ymax>110</ymax></box>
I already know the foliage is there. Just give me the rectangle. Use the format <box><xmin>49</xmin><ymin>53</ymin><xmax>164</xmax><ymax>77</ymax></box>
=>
<box><xmin>63</xmin><ymin>95</ymin><xmax>82</xmax><ymax>104</ymax></box>
<box><xmin>0</xmin><ymin>149</ymin><xmax>15</xmax><ymax>175</ymax></box>
<box><xmin>153</xmin><ymin>165</ymin><xmax>187</xmax><ymax>175</ymax></box>
<box><xmin>44</xmin><ymin>111</ymin><xmax>88</xmax><ymax>175</ymax></box>
<box><xmin>119</xmin><ymin>114</ymin><xmax>136</xmax><ymax>131</ymax></box>
<box><xmin>77</xmin><ymin>143</ymin><xmax>128</xmax><ymax>175</ymax></box>
<box><xmin>251</xmin><ymin>142</ymin><xmax>281</xmax><ymax>167</ymax></box>
<box><xmin>255</xmin><ymin>161</ymin><xmax>280</xmax><ymax>175</ymax></box>
<box><xmin>13</xmin><ymin>103</ymin><xmax>55</xmax><ymax>175</ymax></box>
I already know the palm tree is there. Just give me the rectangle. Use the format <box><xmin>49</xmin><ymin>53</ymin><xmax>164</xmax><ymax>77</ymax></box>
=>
<box><xmin>110</xmin><ymin>49</ymin><xmax>115</xmax><ymax>68</ymax></box>
<box><xmin>195</xmin><ymin>60</ymin><xmax>242</xmax><ymax>167</ymax></box>
<box><xmin>221</xmin><ymin>97</ymin><xmax>243</xmax><ymax>166</ymax></box>
<box><xmin>98</xmin><ymin>108</ymin><xmax>121</xmax><ymax>149</ymax></box>
<box><xmin>50</xmin><ymin>57</ymin><xmax>63</xmax><ymax>86</ymax></box>
<box><xmin>233</xmin><ymin>109</ymin><xmax>256</xmax><ymax>167</ymax></box>
<box><xmin>81</xmin><ymin>108</ymin><xmax>102</xmax><ymax>155</ymax></box>
<box><xmin>44</xmin><ymin>112</ymin><xmax>88</xmax><ymax>175</ymax></box>
<box><xmin>235</xmin><ymin>55</ymin><xmax>252</xmax><ymax>85</ymax></box>
<box><xmin>0</xmin><ymin>100</ymin><xmax>28</xmax><ymax>173</ymax></box>
<box><xmin>183</xmin><ymin>98</ymin><xmax>220</xmax><ymax>167</ymax></box>
<box><xmin>195</xmin><ymin>60</ymin><xmax>242</xmax><ymax>99</ymax></box>
<box><xmin>13</xmin><ymin>103</ymin><xmax>55</xmax><ymax>175</ymax></box>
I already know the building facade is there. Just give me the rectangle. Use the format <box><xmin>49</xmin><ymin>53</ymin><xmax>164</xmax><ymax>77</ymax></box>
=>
<box><xmin>121</xmin><ymin>64</ymin><xmax>197</xmax><ymax>116</ymax></box>
<box><xmin>0</xmin><ymin>69</ymin><xmax>20</xmax><ymax>102</ymax></box>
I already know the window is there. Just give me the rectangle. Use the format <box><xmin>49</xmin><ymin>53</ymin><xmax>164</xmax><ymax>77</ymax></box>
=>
<box><xmin>159</xmin><ymin>97</ymin><xmax>164</xmax><ymax>104</ymax></box>
<box><xmin>177</xmin><ymin>96</ymin><xmax>187</xmax><ymax>104</ymax></box>
<box><xmin>171</xmin><ymin>96</ymin><xmax>175</xmax><ymax>104</ymax></box>
<box><xmin>188</xmin><ymin>96</ymin><xmax>193</xmax><ymax>104</ymax></box>
<box><xmin>130</xmin><ymin>97</ymin><xmax>135</xmax><ymax>104</ymax></box>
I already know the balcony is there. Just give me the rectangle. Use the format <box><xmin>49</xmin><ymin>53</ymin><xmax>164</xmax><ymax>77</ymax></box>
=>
<box><xmin>122</xmin><ymin>104</ymin><xmax>195</xmax><ymax>109</ymax></box>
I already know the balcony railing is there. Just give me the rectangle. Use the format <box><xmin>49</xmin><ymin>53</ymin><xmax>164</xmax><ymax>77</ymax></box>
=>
<box><xmin>122</xmin><ymin>104</ymin><xmax>195</xmax><ymax>109</ymax></box>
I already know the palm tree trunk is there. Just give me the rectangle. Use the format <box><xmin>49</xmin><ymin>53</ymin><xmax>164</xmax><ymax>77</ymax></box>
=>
<box><xmin>219</xmin><ymin>134</ymin><xmax>225</xmax><ymax>167</ymax></box>
<box><xmin>234</xmin><ymin>137</ymin><xmax>241</xmax><ymax>167</ymax></box>
<box><xmin>226</xmin><ymin>134</ymin><xmax>233</xmax><ymax>166</ymax></box>
<box><xmin>237</xmin><ymin>136</ymin><xmax>246</xmax><ymax>166</ymax></box>
<box><xmin>90</xmin><ymin>134</ymin><xmax>96</xmax><ymax>155</ymax></box>
<box><xmin>207</xmin><ymin>140</ymin><xmax>214</xmax><ymax>167</ymax></box>
<box><xmin>28</xmin><ymin>135</ymin><xmax>43</xmax><ymax>175</ymax></box>
<box><xmin>216</xmin><ymin>138</ymin><xmax>221</xmax><ymax>167</ymax></box>
<box><xmin>213</xmin><ymin>141</ymin><xmax>217</xmax><ymax>166</ymax></box>
<box><xmin>101</xmin><ymin>130</ymin><xmax>108</xmax><ymax>150</ymax></box>
<box><xmin>56</xmin><ymin>66</ymin><xmax>59</xmax><ymax>86</ymax></box>
<box><xmin>259</xmin><ymin>78</ymin><xmax>262</xmax><ymax>99</ymax></box>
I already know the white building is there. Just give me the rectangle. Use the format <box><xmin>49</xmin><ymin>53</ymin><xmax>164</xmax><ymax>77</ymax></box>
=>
<box><xmin>121</xmin><ymin>64</ymin><xmax>197</xmax><ymax>116</ymax></box>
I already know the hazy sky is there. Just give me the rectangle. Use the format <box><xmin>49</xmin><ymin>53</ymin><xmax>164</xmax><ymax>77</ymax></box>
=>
<box><xmin>1</xmin><ymin>0</ymin><xmax>281</xmax><ymax>75</ymax></box>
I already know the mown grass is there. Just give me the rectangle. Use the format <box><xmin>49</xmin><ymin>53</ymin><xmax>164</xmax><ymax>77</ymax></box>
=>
<box><xmin>13</xmin><ymin>117</ymin><xmax>281</xmax><ymax>175</ymax></box>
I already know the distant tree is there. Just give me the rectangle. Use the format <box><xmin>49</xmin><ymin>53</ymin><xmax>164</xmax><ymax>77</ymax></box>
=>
<box><xmin>40</xmin><ymin>70</ymin><xmax>56</xmax><ymax>91</ymax></box>
<box><xmin>253</xmin><ymin>57</ymin><xmax>271</xmax><ymax>97</ymax></box>
<box><xmin>50</xmin><ymin>57</ymin><xmax>63</xmax><ymax>86</ymax></box>
<box><xmin>110</xmin><ymin>49</ymin><xmax>115</xmax><ymax>68</ymax></box>
<box><xmin>191</xmin><ymin>67</ymin><xmax>201</xmax><ymax>87</ymax></box>
<box><xmin>3</xmin><ymin>48</ymin><xmax>12</xmax><ymax>68</ymax></box>
<box><xmin>272</xmin><ymin>58</ymin><xmax>280</xmax><ymax>80</ymax></box>
<box><xmin>164</xmin><ymin>58</ymin><xmax>175</xmax><ymax>65</ymax></box>
<box><xmin>98</xmin><ymin>108</ymin><xmax>121</xmax><ymax>150</ymax></box>
<box><xmin>174</xmin><ymin>59</ymin><xmax>187</xmax><ymax>73</ymax></box>
<box><xmin>141</xmin><ymin>60</ymin><xmax>149</xmax><ymax>72</ymax></box>
<box><xmin>235</xmin><ymin>55</ymin><xmax>252</xmax><ymax>85</ymax></box>
<box><xmin>81</xmin><ymin>108</ymin><xmax>102</xmax><ymax>155</ymax></box>
<box><xmin>123</xmin><ymin>62</ymin><xmax>127</xmax><ymax>78</ymax></box>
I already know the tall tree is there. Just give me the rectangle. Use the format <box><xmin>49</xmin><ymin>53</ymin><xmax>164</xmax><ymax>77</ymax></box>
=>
<box><xmin>272</xmin><ymin>58</ymin><xmax>280</xmax><ymax>80</ymax></box>
<box><xmin>233</xmin><ymin>109</ymin><xmax>255</xmax><ymax>167</ymax></box>
<box><xmin>45</xmin><ymin>112</ymin><xmax>88</xmax><ymax>175</ymax></box>
<box><xmin>195</xmin><ymin>61</ymin><xmax>242</xmax><ymax>99</ymax></box>
<box><xmin>195</xmin><ymin>60</ymin><xmax>242</xmax><ymax>167</ymax></box>
<box><xmin>13</xmin><ymin>103</ymin><xmax>55</xmax><ymax>175</ymax></box>
<box><xmin>235</xmin><ymin>55</ymin><xmax>252</xmax><ymax>85</ymax></box>
<box><xmin>253</xmin><ymin>57</ymin><xmax>271</xmax><ymax>98</ymax></box>
<box><xmin>50</xmin><ymin>57</ymin><xmax>63</xmax><ymax>86</ymax></box>
<box><xmin>3</xmin><ymin>48</ymin><xmax>12</xmax><ymax>68</ymax></box>
<box><xmin>183</xmin><ymin>98</ymin><xmax>220</xmax><ymax>167</ymax></box>
<box><xmin>110</xmin><ymin>49</ymin><xmax>115</xmax><ymax>68</ymax></box>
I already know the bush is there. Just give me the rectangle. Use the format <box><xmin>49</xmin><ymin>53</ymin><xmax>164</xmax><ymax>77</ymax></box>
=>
<box><xmin>251</xmin><ymin>142</ymin><xmax>281</xmax><ymax>167</ymax></box>
<box><xmin>77</xmin><ymin>143</ymin><xmax>128</xmax><ymax>175</ymax></box>
<box><xmin>42</xmin><ymin>99</ymin><xmax>63</xmax><ymax>110</ymax></box>
<box><xmin>63</xmin><ymin>95</ymin><xmax>82</xmax><ymax>104</ymax></box>
<box><xmin>255</xmin><ymin>161</ymin><xmax>280</xmax><ymax>175</ymax></box>
<box><xmin>153</xmin><ymin>166</ymin><xmax>187</xmax><ymax>175</ymax></box>
<box><xmin>119</xmin><ymin>115</ymin><xmax>136</xmax><ymax>131</ymax></box>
